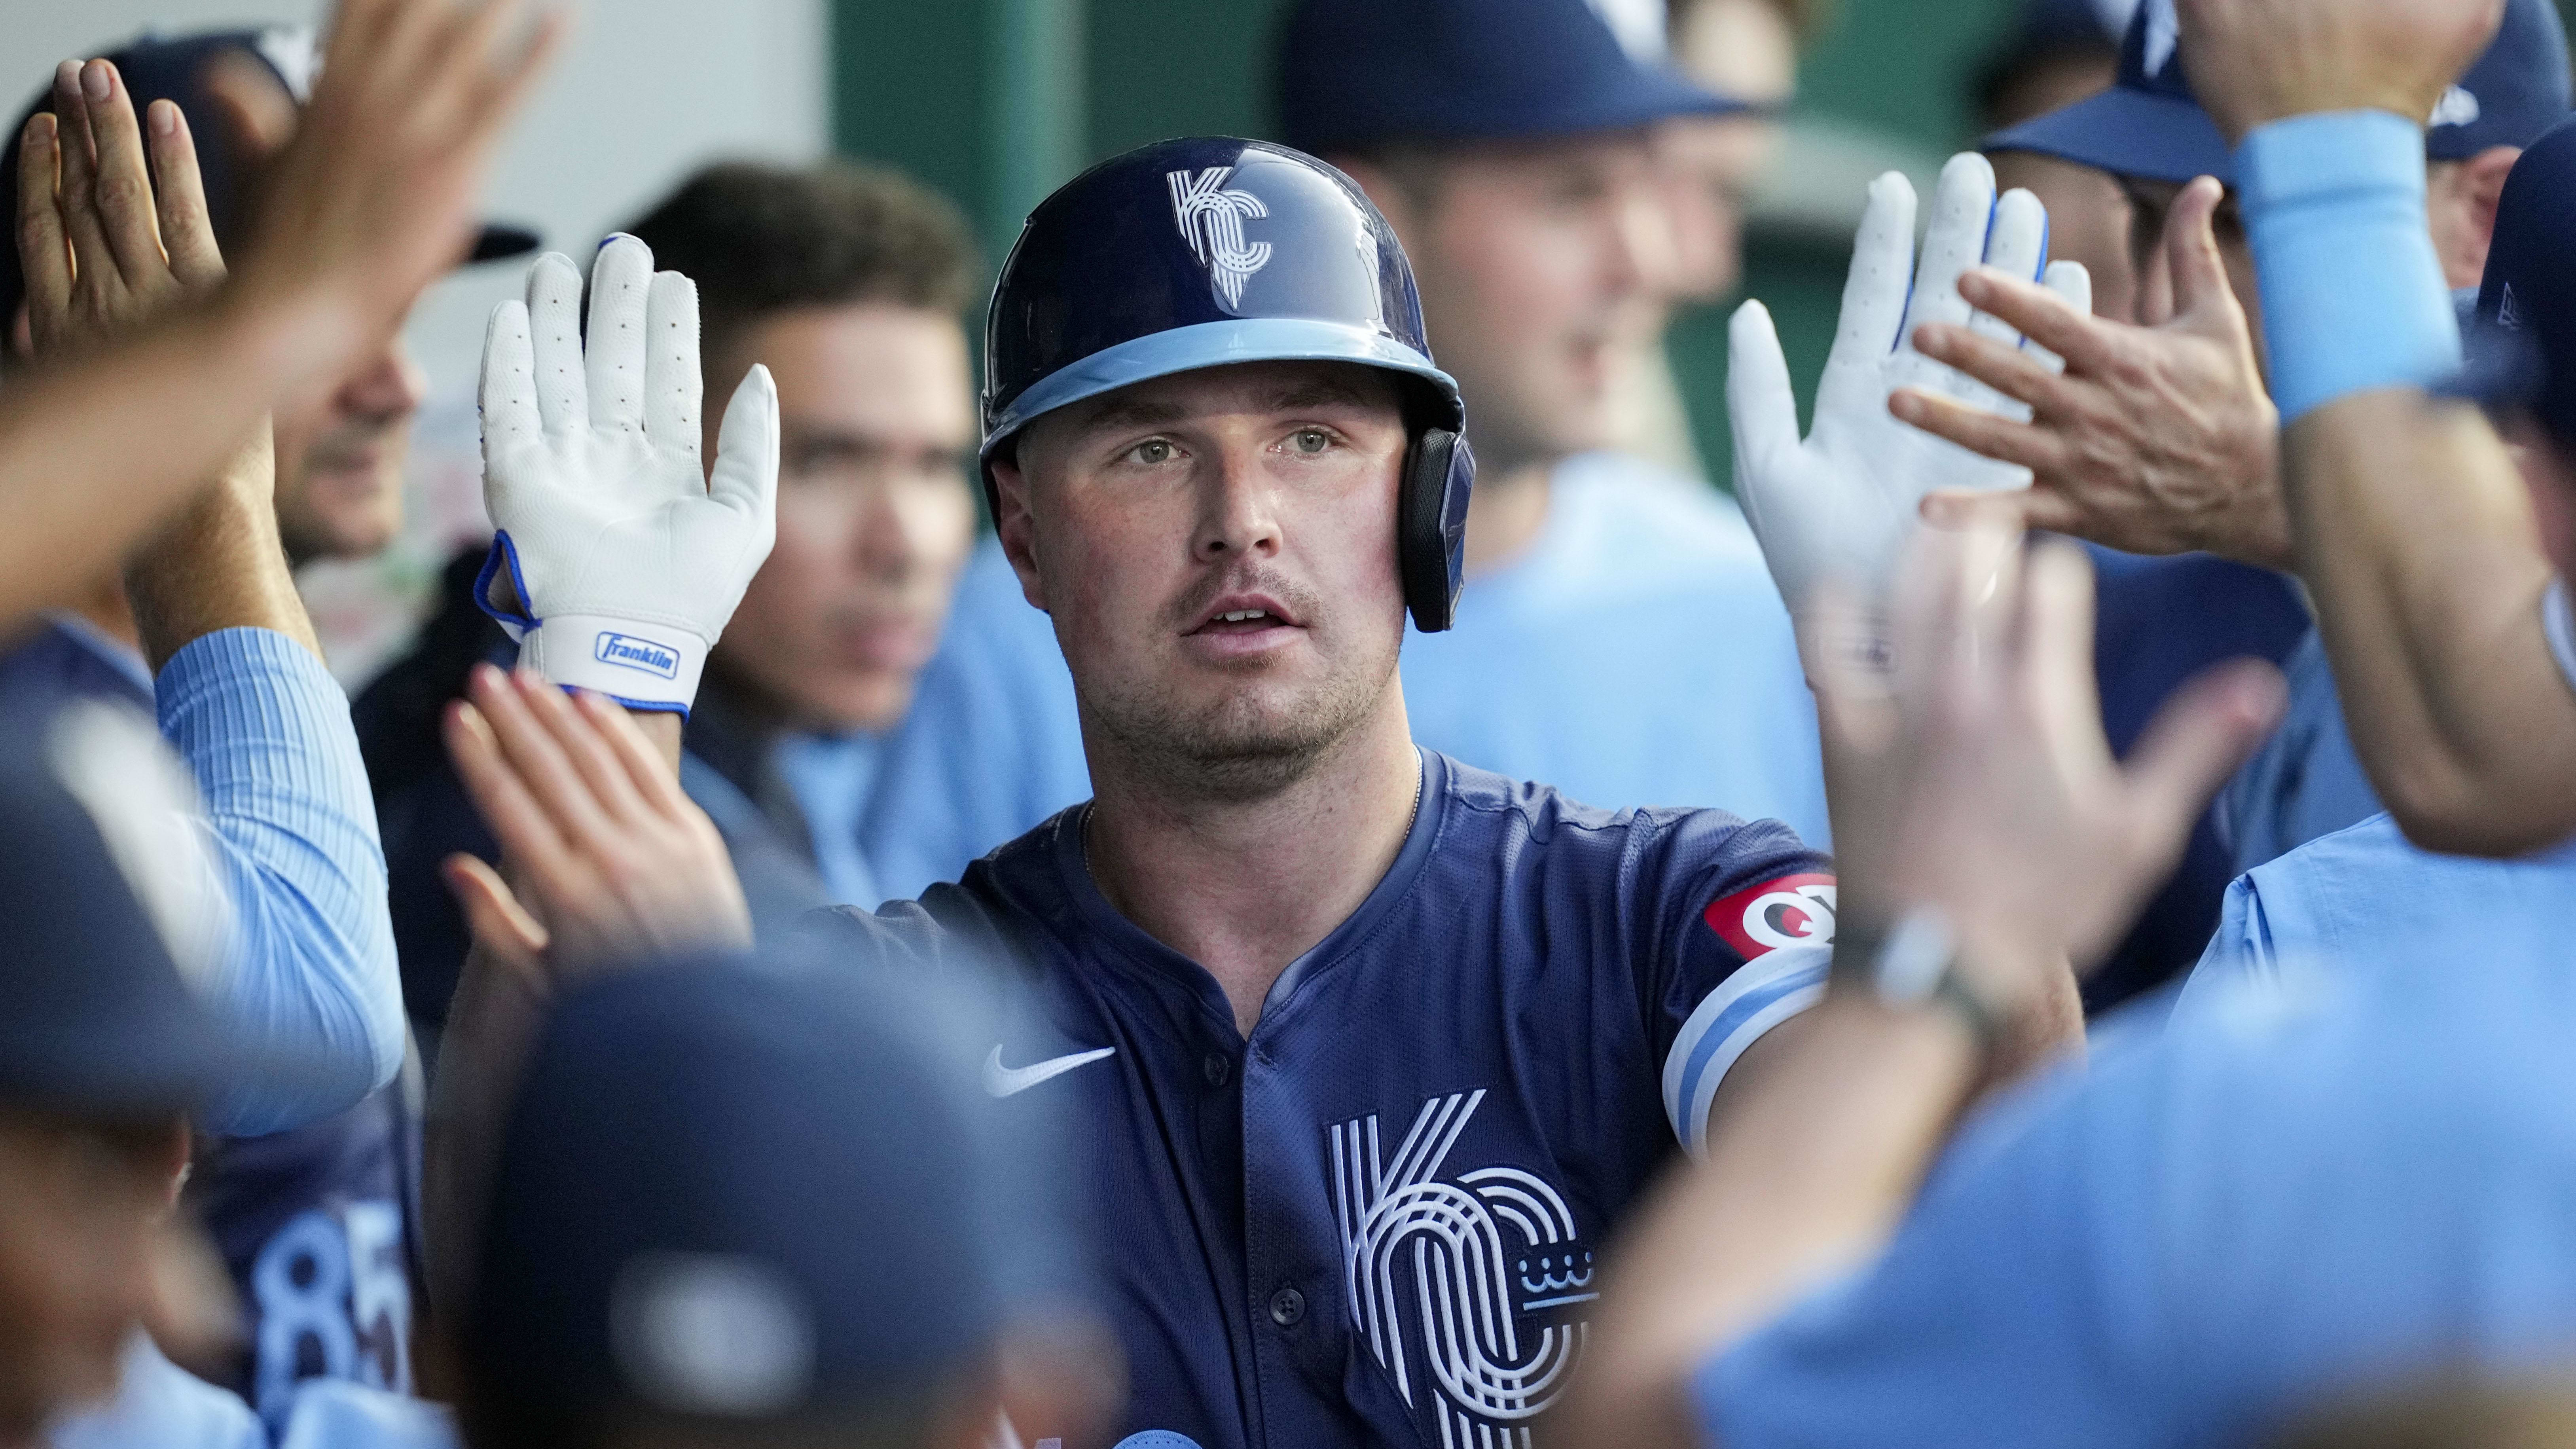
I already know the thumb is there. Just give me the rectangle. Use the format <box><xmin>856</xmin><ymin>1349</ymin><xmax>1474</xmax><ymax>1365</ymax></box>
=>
<box><xmin>1727</xmin><ymin>300</ymin><xmax>1800</xmax><ymax>491</ymax></box>
<box><xmin>2164</xmin><ymin>176</ymin><xmax>2232</xmax><ymax>324</ymax></box>
<box><xmin>708</xmin><ymin>362</ymin><xmax>780</xmax><ymax>525</ymax></box>
<box><xmin>442</xmin><ymin>853</ymin><xmax>552</xmax><ymax>994</ymax></box>
<box><xmin>2117</xmin><ymin>658</ymin><xmax>2288</xmax><ymax>871</ymax></box>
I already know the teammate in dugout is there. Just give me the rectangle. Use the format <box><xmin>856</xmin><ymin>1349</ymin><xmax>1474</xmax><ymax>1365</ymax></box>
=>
<box><xmin>422</xmin><ymin>127</ymin><xmax>2267</xmax><ymax>1447</ymax></box>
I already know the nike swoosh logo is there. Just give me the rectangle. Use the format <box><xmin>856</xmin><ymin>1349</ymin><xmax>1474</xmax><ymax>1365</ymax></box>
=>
<box><xmin>982</xmin><ymin>1045</ymin><xmax>1115</xmax><ymax>1098</ymax></box>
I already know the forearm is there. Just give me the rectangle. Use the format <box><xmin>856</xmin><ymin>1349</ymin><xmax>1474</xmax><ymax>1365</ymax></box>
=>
<box><xmin>1552</xmin><ymin>992</ymin><xmax>1979</xmax><ymax>1449</ymax></box>
<box><xmin>123</xmin><ymin>422</ymin><xmax>320</xmax><ymax>670</ymax></box>
<box><xmin>164</xmin><ymin>628</ymin><xmax>403</xmax><ymax>1135</ymax></box>
<box><xmin>628</xmin><ymin>708</ymin><xmax>683</xmax><ymax>771</ymax></box>
<box><xmin>422</xmin><ymin>942</ymin><xmax>550</xmax><ymax>1335</ymax></box>
<box><xmin>2286</xmin><ymin>394</ymin><xmax>2576</xmax><ymax>854</ymax></box>
<box><xmin>0</xmin><ymin>297</ymin><xmax>330</xmax><ymax>632</ymax></box>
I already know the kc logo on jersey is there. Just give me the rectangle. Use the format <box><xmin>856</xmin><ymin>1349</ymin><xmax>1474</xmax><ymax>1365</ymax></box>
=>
<box><xmin>1167</xmin><ymin>167</ymin><xmax>1273</xmax><ymax>308</ymax></box>
<box><xmin>1703</xmin><ymin>872</ymin><xmax>1837</xmax><ymax>960</ymax></box>
<box><xmin>1331</xmin><ymin>1091</ymin><xmax>1591</xmax><ymax>1449</ymax></box>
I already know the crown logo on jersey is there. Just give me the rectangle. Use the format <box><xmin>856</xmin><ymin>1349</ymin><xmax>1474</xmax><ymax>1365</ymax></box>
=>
<box><xmin>1332</xmin><ymin>1091</ymin><xmax>1590</xmax><ymax>1447</ymax></box>
<box><xmin>2432</xmin><ymin>85</ymin><xmax>2483</xmax><ymax>129</ymax></box>
<box><xmin>1168</xmin><ymin>167</ymin><xmax>1273</xmax><ymax>309</ymax></box>
<box><xmin>2500</xmin><ymin>282</ymin><xmax>2526</xmax><ymax>331</ymax></box>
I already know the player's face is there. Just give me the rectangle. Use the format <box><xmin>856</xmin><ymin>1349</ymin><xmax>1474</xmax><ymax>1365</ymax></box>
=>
<box><xmin>1656</xmin><ymin>0</ymin><xmax>1797</xmax><ymax>304</ymax></box>
<box><xmin>709</xmin><ymin>305</ymin><xmax>978</xmax><ymax>733</ymax></box>
<box><xmin>999</xmin><ymin>361</ymin><xmax>1411</xmax><ymax>798</ymax></box>
<box><xmin>0</xmin><ymin>1110</ymin><xmax>183</xmax><ymax>1438</ymax></box>
<box><xmin>1374</xmin><ymin>137</ymin><xmax>1662</xmax><ymax>472</ymax></box>
<box><xmin>271</xmin><ymin>339</ymin><xmax>426</xmax><ymax>566</ymax></box>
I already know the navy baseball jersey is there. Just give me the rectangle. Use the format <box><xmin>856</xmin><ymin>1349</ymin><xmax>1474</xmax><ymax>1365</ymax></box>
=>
<box><xmin>803</xmin><ymin>751</ymin><xmax>1833</xmax><ymax>1449</ymax></box>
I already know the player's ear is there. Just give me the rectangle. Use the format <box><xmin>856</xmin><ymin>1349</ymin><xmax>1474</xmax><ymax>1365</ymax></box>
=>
<box><xmin>990</xmin><ymin>452</ymin><xmax>1050</xmax><ymax>614</ymax></box>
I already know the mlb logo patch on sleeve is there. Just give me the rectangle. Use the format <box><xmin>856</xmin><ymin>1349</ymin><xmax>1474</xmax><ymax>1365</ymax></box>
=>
<box><xmin>1703</xmin><ymin>872</ymin><xmax>1837</xmax><ymax>958</ymax></box>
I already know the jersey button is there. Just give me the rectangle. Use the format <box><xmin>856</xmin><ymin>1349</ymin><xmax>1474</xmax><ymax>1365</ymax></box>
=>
<box><xmin>1268</xmin><ymin>1286</ymin><xmax>1306</xmax><ymax>1328</ymax></box>
<box><xmin>1202</xmin><ymin>1052</ymin><xmax>1232</xmax><ymax>1088</ymax></box>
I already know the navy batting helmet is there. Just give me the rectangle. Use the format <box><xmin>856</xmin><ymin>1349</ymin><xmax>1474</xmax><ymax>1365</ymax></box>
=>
<box><xmin>982</xmin><ymin>136</ymin><xmax>1477</xmax><ymax>632</ymax></box>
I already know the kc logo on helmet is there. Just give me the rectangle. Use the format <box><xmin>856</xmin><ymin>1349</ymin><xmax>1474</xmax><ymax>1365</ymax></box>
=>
<box><xmin>1167</xmin><ymin>167</ymin><xmax>1273</xmax><ymax>308</ymax></box>
<box><xmin>1702</xmin><ymin>872</ymin><xmax>1837</xmax><ymax>960</ymax></box>
<box><xmin>595</xmin><ymin>631</ymin><xmax>680</xmax><ymax>680</ymax></box>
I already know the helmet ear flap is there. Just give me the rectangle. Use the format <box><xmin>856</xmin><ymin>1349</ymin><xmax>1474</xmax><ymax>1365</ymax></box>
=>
<box><xmin>1399</xmin><ymin>427</ymin><xmax>1475</xmax><ymax>632</ymax></box>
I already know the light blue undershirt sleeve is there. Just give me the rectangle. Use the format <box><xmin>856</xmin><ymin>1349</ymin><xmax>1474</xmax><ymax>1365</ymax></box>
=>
<box><xmin>2237</xmin><ymin>110</ymin><xmax>2461</xmax><ymax>423</ymax></box>
<box><xmin>158</xmin><ymin>628</ymin><xmax>401</xmax><ymax>1136</ymax></box>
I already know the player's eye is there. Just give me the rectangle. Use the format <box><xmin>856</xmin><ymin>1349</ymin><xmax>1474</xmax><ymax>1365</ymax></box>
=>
<box><xmin>1124</xmin><ymin>438</ymin><xmax>1178</xmax><ymax>466</ymax></box>
<box><xmin>1288</xmin><ymin>428</ymin><xmax>1334</xmax><ymax>455</ymax></box>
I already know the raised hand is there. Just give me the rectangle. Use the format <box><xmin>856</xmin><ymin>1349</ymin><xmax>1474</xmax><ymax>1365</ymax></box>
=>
<box><xmin>1900</xmin><ymin>177</ymin><xmax>2289</xmax><ymax>568</ymax></box>
<box><xmin>225</xmin><ymin>0</ymin><xmax>563</xmax><ymax>398</ymax></box>
<box><xmin>477</xmin><ymin>236</ymin><xmax>779</xmax><ymax>715</ymax></box>
<box><xmin>1729</xmin><ymin>152</ymin><xmax>2091</xmax><ymax>640</ymax></box>
<box><xmin>2178</xmin><ymin>0</ymin><xmax>2505</xmax><ymax>141</ymax></box>
<box><xmin>1814</xmin><ymin>523</ymin><xmax>2285</xmax><ymax>1003</ymax></box>
<box><xmin>443</xmin><ymin>665</ymin><xmax>752</xmax><ymax>984</ymax></box>
<box><xmin>17</xmin><ymin>59</ymin><xmax>226</xmax><ymax>360</ymax></box>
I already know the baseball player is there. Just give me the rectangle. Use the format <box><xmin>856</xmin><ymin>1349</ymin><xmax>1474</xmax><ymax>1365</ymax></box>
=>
<box><xmin>428</xmin><ymin>122</ymin><xmax>2201</xmax><ymax>1446</ymax></box>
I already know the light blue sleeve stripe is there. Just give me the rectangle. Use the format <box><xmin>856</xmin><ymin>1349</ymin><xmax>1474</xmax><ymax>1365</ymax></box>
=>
<box><xmin>1665</xmin><ymin>946</ymin><xmax>1833</xmax><ymax>1155</ymax></box>
<box><xmin>157</xmin><ymin>628</ymin><xmax>400</xmax><ymax>1136</ymax></box>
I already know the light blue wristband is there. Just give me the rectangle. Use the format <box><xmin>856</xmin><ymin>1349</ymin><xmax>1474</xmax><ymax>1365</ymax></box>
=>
<box><xmin>2238</xmin><ymin>110</ymin><xmax>2460</xmax><ymax>424</ymax></box>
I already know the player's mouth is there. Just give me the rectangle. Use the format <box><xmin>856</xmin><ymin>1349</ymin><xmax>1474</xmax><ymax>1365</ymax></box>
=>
<box><xmin>1183</xmin><ymin>592</ymin><xmax>1304</xmax><ymax>659</ymax></box>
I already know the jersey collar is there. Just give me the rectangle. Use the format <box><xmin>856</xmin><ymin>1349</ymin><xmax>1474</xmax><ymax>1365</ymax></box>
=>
<box><xmin>1049</xmin><ymin>748</ymin><xmax>1452</xmax><ymax>1032</ymax></box>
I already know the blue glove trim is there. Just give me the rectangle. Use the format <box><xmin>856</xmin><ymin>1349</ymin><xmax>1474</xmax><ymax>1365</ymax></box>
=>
<box><xmin>473</xmin><ymin>531</ymin><xmax>540</xmax><ymax>636</ymax></box>
<box><xmin>2238</xmin><ymin>110</ymin><xmax>2461</xmax><ymax>423</ymax></box>
<box><xmin>598</xmin><ymin>693</ymin><xmax>690</xmax><ymax>720</ymax></box>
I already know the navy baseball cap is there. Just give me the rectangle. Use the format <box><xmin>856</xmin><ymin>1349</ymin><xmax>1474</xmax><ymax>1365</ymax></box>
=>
<box><xmin>0</xmin><ymin>28</ymin><xmax>538</xmax><ymax>330</ymax></box>
<box><xmin>1275</xmin><ymin>0</ymin><xmax>1746</xmax><ymax>158</ymax></box>
<box><xmin>1987</xmin><ymin>0</ymin><xmax>2571</xmax><ymax>186</ymax></box>
<box><xmin>0</xmin><ymin>701</ymin><xmax>248</xmax><ymax>1117</ymax></box>
<box><xmin>2453</xmin><ymin>117</ymin><xmax>2576</xmax><ymax>449</ymax></box>
<box><xmin>466</xmin><ymin>953</ymin><xmax>1075</xmax><ymax>1441</ymax></box>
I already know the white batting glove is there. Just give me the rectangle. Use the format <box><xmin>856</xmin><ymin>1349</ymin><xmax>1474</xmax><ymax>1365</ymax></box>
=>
<box><xmin>476</xmin><ymin>235</ymin><xmax>779</xmax><ymax>715</ymax></box>
<box><xmin>1729</xmin><ymin>152</ymin><xmax>2092</xmax><ymax>637</ymax></box>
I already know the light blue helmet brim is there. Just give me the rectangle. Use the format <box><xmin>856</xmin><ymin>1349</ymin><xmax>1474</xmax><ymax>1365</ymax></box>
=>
<box><xmin>982</xmin><ymin>317</ymin><xmax>1465</xmax><ymax>459</ymax></box>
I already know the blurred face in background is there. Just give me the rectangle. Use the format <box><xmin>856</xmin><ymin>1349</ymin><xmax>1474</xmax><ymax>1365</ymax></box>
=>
<box><xmin>1347</xmin><ymin>137</ymin><xmax>1664</xmax><ymax>474</ymax></box>
<box><xmin>709</xmin><ymin>304</ymin><xmax>978</xmax><ymax>734</ymax></box>
<box><xmin>1656</xmin><ymin>0</ymin><xmax>1800</xmax><ymax>304</ymax></box>
<box><xmin>201</xmin><ymin>49</ymin><xmax>426</xmax><ymax>565</ymax></box>
<box><xmin>0</xmin><ymin>1109</ymin><xmax>184</xmax><ymax>1441</ymax></box>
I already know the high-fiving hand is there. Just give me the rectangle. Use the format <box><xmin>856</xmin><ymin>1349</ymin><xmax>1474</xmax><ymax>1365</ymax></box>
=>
<box><xmin>1901</xmin><ymin>177</ymin><xmax>2289</xmax><ymax>569</ymax></box>
<box><xmin>2178</xmin><ymin>0</ymin><xmax>2504</xmax><ymax>142</ymax></box>
<box><xmin>478</xmin><ymin>236</ymin><xmax>779</xmax><ymax>715</ymax></box>
<box><xmin>16</xmin><ymin>60</ymin><xmax>226</xmax><ymax>362</ymax></box>
<box><xmin>1729</xmin><ymin>153</ymin><xmax>2091</xmax><ymax>646</ymax></box>
<box><xmin>227</xmin><ymin>0</ymin><xmax>562</xmax><ymax>395</ymax></box>
<box><xmin>1813</xmin><ymin>524</ymin><xmax>2285</xmax><ymax>1011</ymax></box>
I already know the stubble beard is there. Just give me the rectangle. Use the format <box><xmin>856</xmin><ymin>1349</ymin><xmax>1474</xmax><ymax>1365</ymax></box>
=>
<box><xmin>1084</xmin><ymin>628</ymin><xmax>1402</xmax><ymax>806</ymax></box>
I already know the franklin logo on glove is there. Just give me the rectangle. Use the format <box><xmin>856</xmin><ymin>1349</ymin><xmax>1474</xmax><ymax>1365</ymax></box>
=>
<box><xmin>594</xmin><ymin>632</ymin><xmax>682</xmax><ymax>680</ymax></box>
